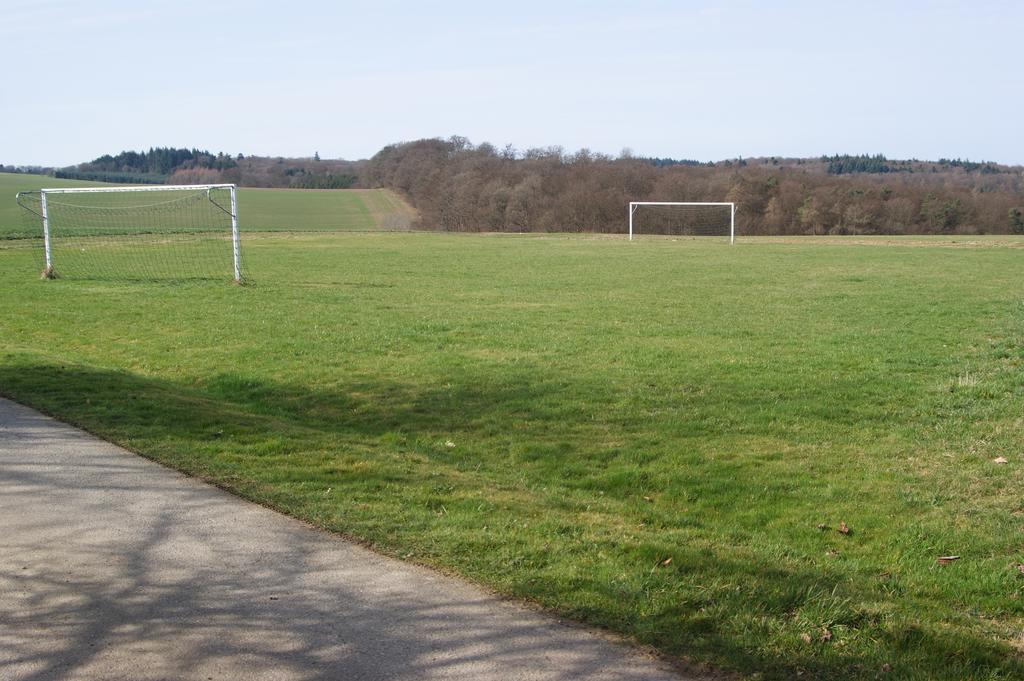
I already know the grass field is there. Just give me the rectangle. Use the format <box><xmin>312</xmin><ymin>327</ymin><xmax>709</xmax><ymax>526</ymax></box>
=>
<box><xmin>1</xmin><ymin>228</ymin><xmax>1023</xmax><ymax>679</ymax></box>
<box><xmin>0</xmin><ymin>172</ymin><xmax>415</xmax><ymax>237</ymax></box>
<box><xmin>236</xmin><ymin>187</ymin><xmax>415</xmax><ymax>231</ymax></box>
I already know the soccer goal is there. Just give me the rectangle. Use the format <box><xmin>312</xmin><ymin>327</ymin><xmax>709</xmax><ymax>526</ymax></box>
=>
<box><xmin>15</xmin><ymin>184</ymin><xmax>243</xmax><ymax>283</ymax></box>
<box><xmin>628</xmin><ymin>202</ymin><xmax>736</xmax><ymax>243</ymax></box>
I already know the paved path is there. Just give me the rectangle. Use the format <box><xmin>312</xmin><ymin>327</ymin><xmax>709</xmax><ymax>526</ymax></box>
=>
<box><xmin>0</xmin><ymin>398</ymin><xmax>698</xmax><ymax>681</ymax></box>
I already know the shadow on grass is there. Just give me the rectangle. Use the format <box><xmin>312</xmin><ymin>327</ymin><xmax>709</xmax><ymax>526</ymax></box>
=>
<box><xmin>0</xmin><ymin>400</ymin><xmax>684</xmax><ymax>681</ymax></box>
<box><xmin>0</xmin><ymin>360</ymin><xmax>556</xmax><ymax>444</ymax></box>
<box><xmin>0</xmin><ymin>360</ymin><xmax>1020</xmax><ymax>680</ymax></box>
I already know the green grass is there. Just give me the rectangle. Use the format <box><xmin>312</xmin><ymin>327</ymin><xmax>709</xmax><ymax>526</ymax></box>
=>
<box><xmin>0</xmin><ymin>172</ymin><xmax>414</xmax><ymax>237</ymax></box>
<box><xmin>1</xmin><ymin>232</ymin><xmax>1023</xmax><ymax>679</ymax></box>
<box><xmin>0</xmin><ymin>172</ymin><xmax>107</xmax><ymax>234</ymax></box>
<box><xmin>238</xmin><ymin>187</ymin><xmax>414</xmax><ymax>231</ymax></box>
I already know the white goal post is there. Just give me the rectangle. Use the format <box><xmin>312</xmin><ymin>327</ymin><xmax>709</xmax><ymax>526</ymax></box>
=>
<box><xmin>628</xmin><ymin>202</ymin><xmax>736</xmax><ymax>244</ymax></box>
<box><xmin>17</xmin><ymin>183</ymin><xmax>242</xmax><ymax>283</ymax></box>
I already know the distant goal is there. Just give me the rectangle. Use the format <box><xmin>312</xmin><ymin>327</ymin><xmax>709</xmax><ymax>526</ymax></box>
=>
<box><xmin>628</xmin><ymin>202</ymin><xmax>736</xmax><ymax>243</ymax></box>
<box><xmin>15</xmin><ymin>184</ymin><xmax>243</xmax><ymax>283</ymax></box>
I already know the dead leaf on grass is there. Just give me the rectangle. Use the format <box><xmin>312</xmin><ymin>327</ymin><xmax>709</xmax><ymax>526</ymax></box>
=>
<box><xmin>937</xmin><ymin>555</ymin><xmax>960</xmax><ymax>565</ymax></box>
<box><xmin>994</xmin><ymin>456</ymin><xmax>1008</xmax><ymax>464</ymax></box>
<box><xmin>838</xmin><ymin>521</ymin><xmax>851</xmax><ymax>535</ymax></box>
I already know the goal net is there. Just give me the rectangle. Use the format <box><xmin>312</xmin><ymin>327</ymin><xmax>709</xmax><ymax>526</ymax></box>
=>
<box><xmin>629</xmin><ymin>202</ymin><xmax>735</xmax><ymax>242</ymax></box>
<box><xmin>15</xmin><ymin>184</ymin><xmax>243</xmax><ymax>283</ymax></box>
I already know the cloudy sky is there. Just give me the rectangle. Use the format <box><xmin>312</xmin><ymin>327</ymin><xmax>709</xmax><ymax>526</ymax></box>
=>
<box><xmin>2</xmin><ymin>0</ymin><xmax>1020</xmax><ymax>166</ymax></box>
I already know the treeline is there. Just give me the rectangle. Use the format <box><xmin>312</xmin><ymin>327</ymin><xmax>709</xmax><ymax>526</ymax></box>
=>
<box><xmin>278</xmin><ymin>164</ymin><xmax>357</xmax><ymax>189</ymax></box>
<box><xmin>79</xmin><ymin>147</ymin><xmax>237</xmax><ymax>177</ymax></box>
<box><xmin>825</xmin><ymin>154</ymin><xmax>896</xmax><ymax>174</ymax></box>
<box><xmin>54</xmin><ymin>169</ymin><xmax>169</xmax><ymax>184</ymax></box>
<box><xmin>362</xmin><ymin>137</ymin><xmax>1024</xmax><ymax>235</ymax></box>
<box><xmin>937</xmin><ymin>157</ymin><xmax>1001</xmax><ymax>173</ymax></box>
<box><xmin>49</xmin><ymin>148</ymin><xmax>363</xmax><ymax>189</ymax></box>
<box><xmin>640</xmin><ymin>157</ymin><xmax>712</xmax><ymax>168</ymax></box>
<box><xmin>823</xmin><ymin>154</ymin><xmax>1003</xmax><ymax>176</ymax></box>
<box><xmin>187</xmin><ymin>156</ymin><xmax>361</xmax><ymax>189</ymax></box>
<box><xmin>0</xmin><ymin>164</ymin><xmax>53</xmax><ymax>175</ymax></box>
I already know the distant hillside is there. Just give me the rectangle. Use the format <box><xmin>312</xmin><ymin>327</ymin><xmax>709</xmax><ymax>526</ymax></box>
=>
<box><xmin>209</xmin><ymin>155</ymin><xmax>361</xmax><ymax>189</ymax></box>
<box><xmin>38</xmin><ymin>147</ymin><xmax>362</xmax><ymax>189</ymax></box>
<box><xmin>732</xmin><ymin>154</ymin><xmax>1022</xmax><ymax>190</ymax></box>
<box><xmin>363</xmin><ymin>138</ymin><xmax>1024</xmax><ymax>235</ymax></box>
<box><xmin>7</xmin><ymin>142</ymin><xmax>1024</xmax><ymax>235</ymax></box>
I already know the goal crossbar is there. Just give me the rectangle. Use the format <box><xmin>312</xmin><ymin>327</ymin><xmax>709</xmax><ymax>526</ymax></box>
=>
<box><xmin>29</xmin><ymin>183</ymin><xmax>237</xmax><ymax>195</ymax></box>
<box><xmin>628</xmin><ymin>201</ymin><xmax>735</xmax><ymax>243</ymax></box>
<box><xmin>16</xmin><ymin>184</ymin><xmax>242</xmax><ymax>283</ymax></box>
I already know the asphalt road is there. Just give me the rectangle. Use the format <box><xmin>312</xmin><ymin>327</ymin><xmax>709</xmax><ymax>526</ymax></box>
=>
<box><xmin>0</xmin><ymin>397</ymin><xmax>700</xmax><ymax>681</ymax></box>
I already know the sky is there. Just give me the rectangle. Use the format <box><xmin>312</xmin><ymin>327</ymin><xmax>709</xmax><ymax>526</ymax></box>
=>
<box><xmin>2</xmin><ymin>0</ymin><xmax>1022</xmax><ymax>166</ymax></box>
